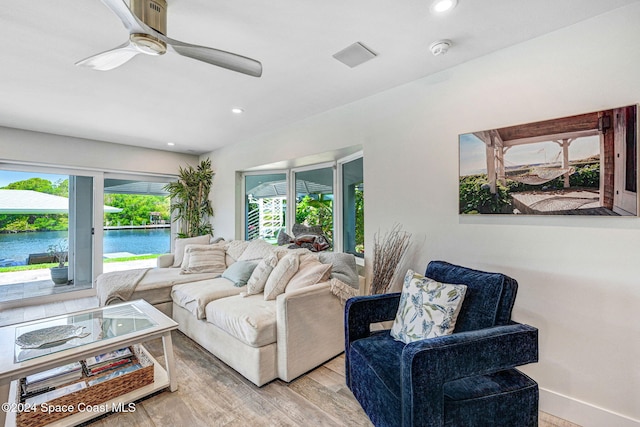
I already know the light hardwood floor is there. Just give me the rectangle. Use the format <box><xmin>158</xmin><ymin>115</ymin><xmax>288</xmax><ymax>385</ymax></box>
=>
<box><xmin>1</xmin><ymin>297</ymin><xmax>581</xmax><ymax>427</ymax></box>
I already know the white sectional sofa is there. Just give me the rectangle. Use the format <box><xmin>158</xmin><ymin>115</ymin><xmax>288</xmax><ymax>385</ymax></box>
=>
<box><xmin>96</xmin><ymin>237</ymin><xmax>360</xmax><ymax>386</ymax></box>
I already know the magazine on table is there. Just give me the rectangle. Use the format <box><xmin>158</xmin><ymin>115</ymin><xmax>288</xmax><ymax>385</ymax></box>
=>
<box><xmin>25</xmin><ymin>361</ymin><xmax>82</xmax><ymax>385</ymax></box>
<box><xmin>86</xmin><ymin>357</ymin><xmax>133</xmax><ymax>375</ymax></box>
<box><xmin>23</xmin><ymin>362</ymin><xmax>83</xmax><ymax>392</ymax></box>
<box><xmin>25</xmin><ymin>381</ymin><xmax>87</xmax><ymax>405</ymax></box>
<box><xmin>84</xmin><ymin>347</ymin><xmax>133</xmax><ymax>367</ymax></box>
<box><xmin>87</xmin><ymin>363</ymin><xmax>142</xmax><ymax>386</ymax></box>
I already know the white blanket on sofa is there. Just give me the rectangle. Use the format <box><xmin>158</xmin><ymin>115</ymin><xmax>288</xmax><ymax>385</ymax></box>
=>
<box><xmin>97</xmin><ymin>268</ymin><xmax>150</xmax><ymax>306</ymax></box>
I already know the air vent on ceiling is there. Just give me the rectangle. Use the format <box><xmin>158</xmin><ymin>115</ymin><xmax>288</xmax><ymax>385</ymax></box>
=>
<box><xmin>333</xmin><ymin>42</ymin><xmax>377</xmax><ymax>68</ymax></box>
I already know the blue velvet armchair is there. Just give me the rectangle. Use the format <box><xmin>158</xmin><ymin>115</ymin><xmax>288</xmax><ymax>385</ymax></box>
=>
<box><xmin>345</xmin><ymin>261</ymin><xmax>539</xmax><ymax>427</ymax></box>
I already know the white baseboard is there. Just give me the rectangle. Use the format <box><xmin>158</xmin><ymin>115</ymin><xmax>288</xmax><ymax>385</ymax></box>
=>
<box><xmin>540</xmin><ymin>388</ymin><xmax>640</xmax><ymax>427</ymax></box>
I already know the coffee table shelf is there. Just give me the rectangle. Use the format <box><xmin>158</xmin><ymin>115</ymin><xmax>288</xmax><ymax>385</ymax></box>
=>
<box><xmin>0</xmin><ymin>300</ymin><xmax>178</xmax><ymax>427</ymax></box>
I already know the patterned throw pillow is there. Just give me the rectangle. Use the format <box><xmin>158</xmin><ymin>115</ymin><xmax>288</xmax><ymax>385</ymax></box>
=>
<box><xmin>180</xmin><ymin>244</ymin><xmax>226</xmax><ymax>275</ymax></box>
<box><xmin>390</xmin><ymin>269</ymin><xmax>467</xmax><ymax>344</ymax></box>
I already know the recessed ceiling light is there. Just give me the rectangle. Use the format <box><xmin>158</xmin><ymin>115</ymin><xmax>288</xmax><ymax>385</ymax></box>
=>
<box><xmin>231</xmin><ymin>108</ymin><xmax>244</xmax><ymax>114</ymax></box>
<box><xmin>167</xmin><ymin>142</ymin><xmax>175</xmax><ymax>146</ymax></box>
<box><xmin>431</xmin><ymin>0</ymin><xmax>457</xmax><ymax>13</ymax></box>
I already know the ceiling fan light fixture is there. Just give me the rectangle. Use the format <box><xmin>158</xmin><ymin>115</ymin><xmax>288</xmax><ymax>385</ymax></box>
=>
<box><xmin>231</xmin><ymin>108</ymin><xmax>244</xmax><ymax>114</ymax></box>
<box><xmin>130</xmin><ymin>33</ymin><xmax>166</xmax><ymax>55</ymax></box>
<box><xmin>430</xmin><ymin>0</ymin><xmax>458</xmax><ymax>14</ymax></box>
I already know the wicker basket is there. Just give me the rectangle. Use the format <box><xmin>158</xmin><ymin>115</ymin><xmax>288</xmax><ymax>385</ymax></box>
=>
<box><xmin>16</xmin><ymin>345</ymin><xmax>154</xmax><ymax>427</ymax></box>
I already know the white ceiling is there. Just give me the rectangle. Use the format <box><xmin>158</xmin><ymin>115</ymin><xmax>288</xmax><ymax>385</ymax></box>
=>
<box><xmin>1</xmin><ymin>0</ymin><xmax>637</xmax><ymax>155</ymax></box>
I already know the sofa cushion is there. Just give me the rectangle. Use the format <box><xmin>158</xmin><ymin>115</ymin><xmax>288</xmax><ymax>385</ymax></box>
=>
<box><xmin>127</xmin><ymin>267</ymin><xmax>219</xmax><ymax>305</ymax></box>
<box><xmin>205</xmin><ymin>294</ymin><xmax>277</xmax><ymax>347</ymax></box>
<box><xmin>225</xmin><ymin>240</ymin><xmax>250</xmax><ymax>262</ymax></box>
<box><xmin>171</xmin><ymin>277</ymin><xmax>244</xmax><ymax>320</ymax></box>
<box><xmin>238</xmin><ymin>239</ymin><xmax>275</xmax><ymax>261</ymax></box>
<box><xmin>172</xmin><ymin>235</ymin><xmax>211</xmax><ymax>267</ymax></box>
<box><xmin>181</xmin><ymin>244</ymin><xmax>226</xmax><ymax>274</ymax></box>
<box><xmin>264</xmin><ymin>252</ymin><xmax>299</xmax><ymax>300</ymax></box>
<box><xmin>246</xmin><ymin>252</ymin><xmax>278</xmax><ymax>295</ymax></box>
<box><xmin>221</xmin><ymin>260</ymin><xmax>259</xmax><ymax>287</ymax></box>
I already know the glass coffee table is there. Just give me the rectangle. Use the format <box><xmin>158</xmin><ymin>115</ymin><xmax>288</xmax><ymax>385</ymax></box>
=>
<box><xmin>0</xmin><ymin>299</ymin><xmax>178</xmax><ymax>426</ymax></box>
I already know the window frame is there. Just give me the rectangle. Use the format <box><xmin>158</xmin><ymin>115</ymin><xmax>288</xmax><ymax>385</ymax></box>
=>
<box><xmin>336</xmin><ymin>151</ymin><xmax>364</xmax><ymax>263</ymax></box>
<box><xmin>241</xmin><ymin>152</ymin><xmax>363</xmax><ymax>263</ymax></box>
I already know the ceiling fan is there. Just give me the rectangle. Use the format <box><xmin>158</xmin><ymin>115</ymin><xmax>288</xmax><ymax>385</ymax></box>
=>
<box><xmin>76</xmin><ymin>0</ymin><xmax>262</xmax><ymax>77</ymax></box>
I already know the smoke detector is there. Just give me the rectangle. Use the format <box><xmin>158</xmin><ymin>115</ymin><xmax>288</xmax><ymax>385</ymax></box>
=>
<box><xmin>429</xmin><ymin>39</ymin><xmax>451</xmax><ymax>56</ymax></box>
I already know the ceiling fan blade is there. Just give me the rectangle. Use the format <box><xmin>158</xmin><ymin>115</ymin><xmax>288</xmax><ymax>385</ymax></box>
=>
<box><xmin>100</xmin><ymin>0</ymin><xmax>150</xmax><ymax>34</ymax></box>
<box><xmin>75</xmin><ymin>41</ymin><xmax>142</xmax><ymax>71</ymax></box>
<box><xmin>161</xmin><ymin>36</ymin><xmax>263</xmax><ymax>77</ymax></box>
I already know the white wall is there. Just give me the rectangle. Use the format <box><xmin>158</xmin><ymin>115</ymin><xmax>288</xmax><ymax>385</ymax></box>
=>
<box><xmin>206</xmin><ymin>4</ymin><xmax>640</xmax><ymax>426</ymax></box>
<box><xmin>0</xmin><ymin>126</ymin><xmax>199</xmax><ymax>174</ymax></box>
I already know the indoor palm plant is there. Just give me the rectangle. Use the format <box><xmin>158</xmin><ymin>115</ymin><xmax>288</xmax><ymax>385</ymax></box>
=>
<box><xmin>48</xmin><ymin>238</ymin><xmax>69</xmax><ymax>285</ymax></box>
<box><xmin>164</xmin><ymin>158</ymin><xmax>214</xmax><ymax>238</ymax></box>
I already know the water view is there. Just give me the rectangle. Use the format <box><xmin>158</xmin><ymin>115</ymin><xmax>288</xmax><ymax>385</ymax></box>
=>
<box><xmin>0</xmin><ymin>228</ymin><xmax>170</xmax><ymax>266</ymax></box>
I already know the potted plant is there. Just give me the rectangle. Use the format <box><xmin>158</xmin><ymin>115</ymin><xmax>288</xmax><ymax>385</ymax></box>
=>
<box><xmin>48</xmin><ymin>238</ymin><xmax>69</xmax><ymax>285</ymax></box>
<box><xmin>164</xmin><ymin>158</ymin><xmax>214</xmax><ymax>238</ymax></box>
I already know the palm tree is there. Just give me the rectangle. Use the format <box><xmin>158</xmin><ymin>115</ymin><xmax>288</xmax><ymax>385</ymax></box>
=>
<box><xmin>164</xmin><ymin>159</ymin><xmax>214</xmax><ymax>238</ymax></box>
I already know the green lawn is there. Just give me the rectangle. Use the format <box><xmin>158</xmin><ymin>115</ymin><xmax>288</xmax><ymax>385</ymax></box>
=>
<box><xmin>0</xmin><ymin>254</ymin><xmax>162</xmax><ymax>273</ymax></box>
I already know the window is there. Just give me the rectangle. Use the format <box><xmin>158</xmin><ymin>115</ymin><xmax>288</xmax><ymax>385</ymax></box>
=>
<box><xmin>242</xmin><ymin>152</ymin><xmax>364</xmax><ymax>256</ymax></box>
<box><xmin>0</xmin><ymin>166</ymin><xmax>96</xmax><ymax>303</ymax></box>
<box><xmin>244</xmin><ymin>173</ymin><xmax>287</xmax><ymax>242</ymax></box>
<box><xmin>103</xmin><ymin>176</ymin><xmax>172</xmax><ymax>267</ymax></box>
<box><xmin>339</xmin><ymin>156</ymin><xmax>364</xmax><ymax>257</ymax></box>
<box><xmin>294</xmin><ymin>166</ymin><xmax>334</xmax><ymax>243</ymax></box>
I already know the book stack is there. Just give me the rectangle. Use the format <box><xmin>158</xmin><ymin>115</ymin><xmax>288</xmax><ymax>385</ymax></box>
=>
<box><xmin>22</xmin><ymin>361</ymin><xmax>83</xmax><ymax>400</ymax></box>
<box><xmin>84</xmin><ymin>347</ymin><xmax>134</xmax><ymax>376</ymax></box>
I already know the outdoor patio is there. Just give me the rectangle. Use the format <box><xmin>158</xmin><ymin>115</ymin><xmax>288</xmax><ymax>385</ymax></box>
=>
<box><xmin>0</xmin><ymin>258</ymin><xmax>156</xmax><ymax>303</ymax></box>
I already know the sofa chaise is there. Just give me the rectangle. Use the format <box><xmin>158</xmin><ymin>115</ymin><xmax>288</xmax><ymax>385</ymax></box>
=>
<box><xmin>96</xmin><ymin>236</ymin><xmax>361</xmax><ymax>386</ymax></box>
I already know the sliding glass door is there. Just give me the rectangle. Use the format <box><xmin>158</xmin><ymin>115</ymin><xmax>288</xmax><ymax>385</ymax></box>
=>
<box><xmin>0</xmin><ymin>166</ymin><xmax>95</xmax><ymax>303</ymax></box>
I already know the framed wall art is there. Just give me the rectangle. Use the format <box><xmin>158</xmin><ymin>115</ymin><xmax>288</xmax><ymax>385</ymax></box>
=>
<box><xmin>459</xmin><ymin>105</ymin><xmax>638</xmax><ymax>216</ymax></box>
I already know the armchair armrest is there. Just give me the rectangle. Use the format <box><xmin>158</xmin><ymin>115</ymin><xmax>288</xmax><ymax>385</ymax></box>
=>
<box><xmin>345</xmin><ymin>293</ymin><xmax>400</xmax><ymax>346</ymax></box>
<box><xmin>344</xmin><ymin>293</ymin><xmax>400</xmax><ymax>387</ymax></box>
<box><xmin>401</xmin><ymin>322</ymin><xmax>538</xmax><ymax>427</ymax></box>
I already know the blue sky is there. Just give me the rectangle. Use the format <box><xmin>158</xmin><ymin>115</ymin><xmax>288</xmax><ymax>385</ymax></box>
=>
<box><xmin>459</xmin><ymin>133</ymin><xmax>600</xmax><ymax>176</ymax></box>
<box><xmin>0</xmin><ymin>171</ymin><xmax>67</xmax><ymax>188</ymax></box>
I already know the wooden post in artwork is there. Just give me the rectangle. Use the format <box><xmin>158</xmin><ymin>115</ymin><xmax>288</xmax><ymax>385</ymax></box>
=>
<box><xmin>497</xmin><ymin>150</ymin><xmax>507</xmax><ymax>186</ymax></box>
<box><xmin>561</xmin><ymin>138</ymin><xmax>572</xmax><ymax>188</ymax></box>
<box><xmin>485</xmin><ymin>141</ymin><xmax>497</xmax><ymax>194</ymax></box>
<box><xmin>474</xmin><ymin>131</ymin><xmax>497</xmax><ymax>194</ymax></box>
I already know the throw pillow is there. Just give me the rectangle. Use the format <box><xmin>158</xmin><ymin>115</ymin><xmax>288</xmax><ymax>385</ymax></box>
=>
<box><xmin>263</xmin><ymin>252</ymin><xmax>299</xmax><ymax>300</ymax></box>
<box><xmin>238</xmin><ymin>239</ymin><xmax>275</xmax><ymax>261</ymax></box>
<box><xmin>318</xmin><ymin>252</ymin><xmax>359</xmax><ymax>289</ymax></box>
<box><xmin>277</xmin><ymin>229</ymin><xmax>294</xmax><ymax>246</ymax></box>
<box><xmin>221</xmin><ymin>260</ymin><xmax>259</xmax><ymax>287</ymax></box>
<box><xmin>246</xmin><ymin>252</ymin><xmax>278</xmax><ymax>295</ymax></box>
<box><xmin>225</xmin><ymin>240</ymin><xmax>250</xmax><ymax>262</ymax></box>
<box><xmin>180</xmin><ymin>244</ymin><xmax>226</xmax><ymax>275</ymax></box>
<box><xmin>285</xmin><ymin>259</ymin><xmax>332</xmax><ymax>292</ymax></box>
<box><xmin>172</xmin><ymin>235</ymin><xmax>210</xmax><ymax>267</ymax></box>
<box><xmin>390</xmin><ymin>269</ymin><xmax>467</xmax><ymax>344</ymax></box>
<box><xmin>180</xmin><ymin>242</ymin><xmax>225</xmax><ymax>270</ymax></box>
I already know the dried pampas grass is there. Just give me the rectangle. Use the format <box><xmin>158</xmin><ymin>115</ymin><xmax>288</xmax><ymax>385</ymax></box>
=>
<box><xmin>370</xmin><ymin>224</ymin><xmax>411</xmax><ymax>294</ymax></box>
